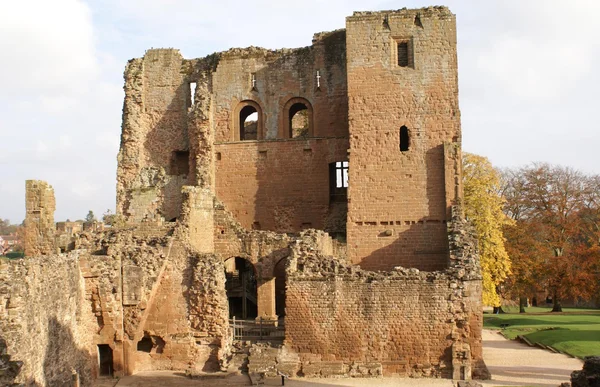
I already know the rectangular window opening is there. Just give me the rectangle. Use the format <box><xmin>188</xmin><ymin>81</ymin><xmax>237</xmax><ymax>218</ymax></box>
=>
<box><xmin>397</xmin><ymin>42</ymin><xmax>409</xmax><ymax>67</ymax></box>
<box><xmin>170</xmin><ymin>151</ymin><xmax>190</xmax><ymax>176</ymax></box>
<box><xmin>329</xmin><ymin>161</ymin><xmax>348</xmax><ymax>203</ymax></box>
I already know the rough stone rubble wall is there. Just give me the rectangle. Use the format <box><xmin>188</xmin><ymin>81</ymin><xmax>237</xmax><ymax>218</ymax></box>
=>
<box><xmin>0</xmin><ymin>252</ymin><xmax>96</xmax><ymax>386</ymax></box>
<box><xmin>24</xmin><ymin>180</ymin><xmax>57</xmax><ymax>257</ymax></box>
<box><xmin>345</xmin><ymin>7</ymin><xmax>462</xmax><ymax>271</ymax></box>
<box><xmin>75</xmin><ymin>227</ymin><xmax>230</xmax><ymax>375</ymax></box>
<box><xmin>117</xmin><ymin>49</ymin><xmax>191</xmax><ymax>223</ymax></box>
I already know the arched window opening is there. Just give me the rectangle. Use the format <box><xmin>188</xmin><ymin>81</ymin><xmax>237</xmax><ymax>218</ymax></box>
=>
<box><xmin>240</xmin><ymin>106</ymin><xmax>258</xmax><ymax>141</ymax></box>
<box><xmin>274</xmin><ymin>258</ymin><xmax>288</xmax><ymax>319</ymax></box>
<box><xmin>224</xmin><ymin>257</ymin><xmax>258</xmax><ymax>319</ymax></box>
<box><xmin>400</xmin><ymin>125</ymin><xmax>410</xmax><ymax>152</ymax></box>
<box><xmin>282</xmin><ymin>97</ymin><xmax>313</xmax><ymax>139</ymax></box>
<box><xmin>289</xmin><ymin>103</ymin><xmax>309</xmax><ymax>138</ymax></box>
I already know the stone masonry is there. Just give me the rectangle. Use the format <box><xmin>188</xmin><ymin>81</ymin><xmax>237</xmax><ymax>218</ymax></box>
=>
<box><xmin>24</xmin><ymin>180</ymin><xmax>57</xmax><ymax>256</ymax></box>
<box><xmin>1</xmin><ymin>6</ymin><xmax>487</xmax><ymax>386</ymax></box>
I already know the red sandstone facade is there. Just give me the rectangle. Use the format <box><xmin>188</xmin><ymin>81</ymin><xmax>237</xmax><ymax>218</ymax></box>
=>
<box><xmin>117</xmin><ymin>7</ymin><xmax>461</xmax><ymax>273</ymax></box>
<box><xmin>1</xmin><ymin>8</ymin><xmax>485</xmax><ymax>387</ymax></box>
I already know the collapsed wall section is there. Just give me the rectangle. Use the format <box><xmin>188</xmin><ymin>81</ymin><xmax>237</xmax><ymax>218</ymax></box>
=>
<box><xmin>75</xmin><ymin>227</ymin><xmax>230</xmax><ymax>376</ymax></box>
<box><xmin>117</xmin><ymin>49</ymin><xmax>192</xmax><ymax>222</ymax></box>
<box><xmin>0</xmin><ymin>252</ymin><xmax>96</xmax><ymax>386</ymax></box>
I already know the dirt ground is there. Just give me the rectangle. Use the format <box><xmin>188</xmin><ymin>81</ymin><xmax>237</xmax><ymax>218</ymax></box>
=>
<box><xmin>94</xmin><ymin>330</ymin><xmax>583</xmax><ymax>387</ymax></box>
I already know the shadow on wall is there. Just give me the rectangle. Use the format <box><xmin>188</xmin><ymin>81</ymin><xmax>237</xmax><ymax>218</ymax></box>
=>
<box><xmin>42</xmin><ymin>317</ymin><xmax>93</xmax><ymax>387</ymax></box>
<box><xmin>358</xmin><ymin>145</ymin><xmax>449</xmax><ymax>272</ymax></box>
<box><xmin>358</xmin><ymin>221</ymin><xmax>449</xmax><ymax>272</ymax></box>
<box><xmin>0</xmin><ymin>336</ymin><xmax>25</xmax><ymax>386</ymax></box>
<box><xmin>142</xmin><ymin>79</ymin><xmax>191</xmax><ymax>222</ymax></box>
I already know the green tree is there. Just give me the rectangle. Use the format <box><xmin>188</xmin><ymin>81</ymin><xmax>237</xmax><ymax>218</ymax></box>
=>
<box><xmin>0</xmin><ymin>219</ymin><xmax>18</xmax><ymax>235</ymax></box>
<box><xmin>463</xmin><ymin>153</ymin><xmax>513</xmax><ymax>308</ymax></box>
<box><xmin>85</xmin><ymin>210</ymin><xmax>96</xmax><ymax>222</ymax></box>
<box><xmin>102</xmin><ymin>209</ymin><xmax>117</xmax><ymax>226</ymax></box>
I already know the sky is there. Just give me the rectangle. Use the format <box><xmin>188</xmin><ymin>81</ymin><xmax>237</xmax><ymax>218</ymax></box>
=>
<box><xmin>0</xmin><ymin>0</ymin><xmax>599</xmax><ymax>224</ymax></box>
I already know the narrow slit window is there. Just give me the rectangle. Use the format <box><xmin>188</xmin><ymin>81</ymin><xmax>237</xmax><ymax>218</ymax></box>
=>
<box><xmin>397</xmin><ymin>42</ymin><xmax>409</xmax><ymax>67</ymax></box>
<box><xmin>188</xmin><ymin>82</ymin><xmax>197</xmax><ymax>107</ymax></box>
<box><xmin>400</xmin><ymin>126</ymin><xmax>410</xmax><ymax>152</ymax></box>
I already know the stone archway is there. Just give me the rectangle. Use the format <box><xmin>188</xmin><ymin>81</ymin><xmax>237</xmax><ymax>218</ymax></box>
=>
<box><xmin>224</xmin><ymin>257</ymin><xmax>258</xmax><ymax>319</ymax></box>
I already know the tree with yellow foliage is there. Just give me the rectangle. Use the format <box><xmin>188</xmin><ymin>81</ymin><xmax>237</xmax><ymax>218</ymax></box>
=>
<box><xmin>463</xmin><ymin>153</ymin><xmax>513</xmax><ymax>308</ymax></box>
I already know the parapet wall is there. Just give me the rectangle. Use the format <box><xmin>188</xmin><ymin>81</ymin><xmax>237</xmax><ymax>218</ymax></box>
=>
<box><xmin>0</xmin><ymin>252</ymin><xmax>96</xmax><ymax>386</ymax></box>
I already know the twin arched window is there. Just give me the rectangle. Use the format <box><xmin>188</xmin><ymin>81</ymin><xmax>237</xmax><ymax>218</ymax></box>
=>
<box><xmin>234</xmin><ymin>98</ymin><xmax>314</xmax><ymax>141</ymax></box>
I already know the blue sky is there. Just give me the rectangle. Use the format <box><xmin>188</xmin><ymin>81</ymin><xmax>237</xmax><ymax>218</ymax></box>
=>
<box><xmin>1</xmin><ymin>0</ymin><xmax>599</xmax><ymax>224</ymax></box>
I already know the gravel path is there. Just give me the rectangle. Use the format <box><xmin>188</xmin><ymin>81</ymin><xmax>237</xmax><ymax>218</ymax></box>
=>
<box><xmin>95</xmin><ymin>329</ymin><xmax>583</xmax><ymax>387</ymax></box>
<box><xmin>480</xmin><ymin>329</ymin><xmax>582</xmax><ymax>387</ymax></box>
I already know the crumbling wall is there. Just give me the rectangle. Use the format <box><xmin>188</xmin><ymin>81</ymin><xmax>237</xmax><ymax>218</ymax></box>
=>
<box><xmin>0</xmin><ymin>252</ymin><xmax>96</xmax><ymax>386</ymax></box>
<box><xmin>117</xmin><ymin>49</ymin><xmax>191</xmax><ymax>222</ymax></box>
<box><xmin>284</xmin><ymin>206</ymin><xmax>486</xmax><ymax>380</ymax></box>
<box><xmin>117</xmin><ymin>31</ymin><xmax>350</xmax><ymax>234</ymax></box>
<box><xmin>345</xmin><ymin>7</ymin><xmax>461</xmax><ymax>270</ymax></box>
<box><xmin>24</xmin><ymin>180</ymin><xmax>56</xmax><ymax>256</ymax></box>
<box><xmin>76</xmin><ymin>226</ymin><xmax>230</xmax><ymax>375</ymax></box>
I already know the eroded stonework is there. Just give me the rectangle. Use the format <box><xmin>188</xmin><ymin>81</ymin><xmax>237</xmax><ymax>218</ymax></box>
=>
<box><xmin>1</xmin><ymin>6</ymin><xmax>487</xmax><ymax>386</ymax></box>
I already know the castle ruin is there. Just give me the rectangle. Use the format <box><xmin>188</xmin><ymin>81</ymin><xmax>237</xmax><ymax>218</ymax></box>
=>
<box><xmin>0</xmin><ymin>7</ymin><xmax>488</xmax><ymax>386</ymax></box>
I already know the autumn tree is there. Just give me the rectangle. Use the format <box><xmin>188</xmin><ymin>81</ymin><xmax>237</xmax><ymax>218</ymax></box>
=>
<box><xmin>463</xmin><ymin>153</ymin><xmax>513</xmax><ymax>308</ymax></box>
<box><xmin>502</xmin><ymin>164</ymin><xmax>600</xmax><ymax>312</ymax></box>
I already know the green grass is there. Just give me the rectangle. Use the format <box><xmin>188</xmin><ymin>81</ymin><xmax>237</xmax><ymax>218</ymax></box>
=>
<box><xmin>484</xmin><ymin>307</ymin><xmax>600</xmax><ymax>359</ymax></box>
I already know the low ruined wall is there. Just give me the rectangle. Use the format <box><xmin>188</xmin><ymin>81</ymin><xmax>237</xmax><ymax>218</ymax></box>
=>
<box><xmin>0</xmin><ymin>253</ymin><xmax>96</xmax><ymax>386</ymax></box>
<box><xmin>284</xmin><ymin>207</ymin><xmax>486</xmax><ymax>379</ymax></box>
<box><xmin>286</xmin><ymin>266</ymin><xmax>476</xmax><ymax>377</ymax></box>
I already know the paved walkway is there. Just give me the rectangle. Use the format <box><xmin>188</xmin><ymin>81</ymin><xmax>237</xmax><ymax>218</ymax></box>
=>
<box><xmin>95</xmin><ymin>330</ymin><xmax>583</xmax><ymax>387</ymax></box>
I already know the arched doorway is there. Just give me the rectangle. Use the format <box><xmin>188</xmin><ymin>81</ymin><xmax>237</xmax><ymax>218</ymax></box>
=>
<box><xmin>273</xmin><ymin>257</ymin><xmax>287</xmax><ymax>319</ymax></box>
<box><xmin>224</xmin><ymin>257</ymin><xmax>258</xmax><ymax>319</ymax></box>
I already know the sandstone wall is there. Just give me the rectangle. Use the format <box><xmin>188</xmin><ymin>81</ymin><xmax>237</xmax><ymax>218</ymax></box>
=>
<box><xmin>345</xmin><ymin>7</ymin><xmax>461</xmax><ymax>270</ymax></box>
<box><xmin>215</xmin><ymin>138</ymin><xmax>348</xmax><ymax>233</ymax></box>
<box><xmin>117</xmin><ymin>49</ymin><xmax>191</xmax><ymax>222</ymax></box>
<box><xmin>117</xmin><ymin>31</ymin><xmax>350</xmax><ymax>235</ymax></box>
<box><xmin>209</xmin><ymin>30</ymin><xmax>348</xmax><ymax>142</ymax></box>
<box><xmin>75</xmin><ymin>227</ymin><xmax>230</xmax><ymax>376</ymax></box>
<box><xmin>0</xmin><ymin>252</ymin><xmax>96</xmax><ymax>386</ymax></box>
<box><xmin>24</xmin><ymin>180</ymin><xmax>56</xmax><ymax>256</ymax></box>
<box><xmin>284</xmin><ymin>206</ymin><xmax>486</xmax><ymax>379</ymax></box>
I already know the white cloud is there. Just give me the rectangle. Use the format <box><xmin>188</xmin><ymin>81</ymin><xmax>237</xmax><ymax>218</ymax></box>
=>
<box><xmin>71</xmin><ymin>181</ymin><xmax>100</xmax><ymax>198</ymax></box>
<box><xmin>0</xmin><ymin>0</ymin><xmax>98</xmax><ymax>96</ymax></box>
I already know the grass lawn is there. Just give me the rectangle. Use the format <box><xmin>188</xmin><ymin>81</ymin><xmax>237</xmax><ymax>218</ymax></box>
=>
<box><xmin>484</xmin><ymin>307</ymin><xmax>600</xmax><ymax>359</ymax></box>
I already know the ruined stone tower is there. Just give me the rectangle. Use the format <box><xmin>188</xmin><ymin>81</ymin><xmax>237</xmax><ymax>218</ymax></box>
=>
<box><xmin>117</xmin><ymin>6</ymin><xmax>462</xmax><ymax>273</ymax></box>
